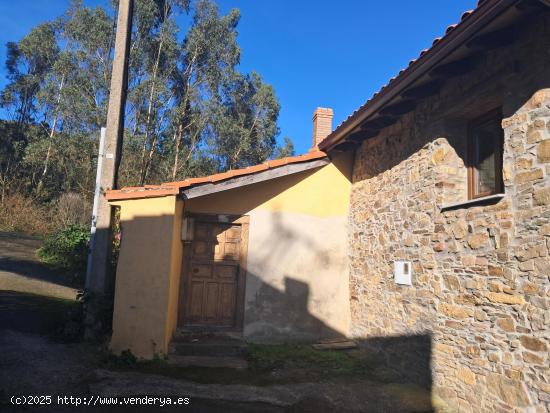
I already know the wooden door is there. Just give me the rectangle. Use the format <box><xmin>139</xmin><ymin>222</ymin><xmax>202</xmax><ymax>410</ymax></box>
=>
<box><xmin>179</xmin><ymin>215</ymin><xmax>248</xmax><ymax>329</ymax></box>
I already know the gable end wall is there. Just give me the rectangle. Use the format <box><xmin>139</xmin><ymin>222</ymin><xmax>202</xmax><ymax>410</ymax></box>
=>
<box><xmin>349</xmin><ymin>12</ymin><xmax>550</xmax><ymax>412</ymax></box>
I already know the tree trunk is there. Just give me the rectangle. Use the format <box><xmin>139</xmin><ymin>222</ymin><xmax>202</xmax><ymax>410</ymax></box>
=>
<box><xmin>170</xmin><ymin>52</ymin><xmax>197</xmax><ymax>181</ymax></box>
<box><xmin>139</xmin><ymin>2</ymin><xmax>169</xmax><ymax>185</ymax></box>
<box><xmin>171</xmin><ymin>124</ymin><xmax>183</xmax><ymax>180</ymax></box>
<box><xmin>142</xmin><ymin>135</ymin><xmax>157</xmax><ymax>184</ymax></box>
<box><xmin>37</xmin><ymin>74</ymin><xmax>65</xmax><ymax>193</ymax></box>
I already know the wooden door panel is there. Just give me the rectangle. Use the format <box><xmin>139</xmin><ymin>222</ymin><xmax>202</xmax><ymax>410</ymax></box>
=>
<box><xmin>193</xmin><ymin>241</ymin><xmax>212</xmax><ymax>258</ymax></box>
<box><xmin>219</xmin><ymin>283</ymin><xmax>236</xmax><ymax>320</ymax></box>
<box><xmin>215</xmin><ymin>265</ymin><xmax>237</xmax><ymax>279</ymax></box>
<box><xmin>191</xmin><ymin>263</ymin><xmax>212</xmax><ymax>278</ymax></box>
<box><xmin>214</xmin><ymin>243</ymin><xmax>224</xmax><ymax>260</ymax></box>
<box><xmin>204</xmin><ymin>282</ymin><xmax>220</xmax><ymax>320</ymax></box>
<box><xmin>194</xmin><ymin>223</ymin><xmax>210</xmax><ymax>240</ymax></box>
<box><xmin>188</xmin><ymin>282</ymin><xmax>204</xmax><ymax>320</ymax></box>
<box><xmin>179</xmin><ymin>216</ymin><xmax>248</xmax><ymax>328</ymax></box>
<box><xmin>225</xmin><ymin>227</ymin><xmax>241</xmax><ymax>240</ymax></box>
<box><xmin>223</xmin><ymin>242</ymin><xmax>240</xmax><ymax>259</ymax></box>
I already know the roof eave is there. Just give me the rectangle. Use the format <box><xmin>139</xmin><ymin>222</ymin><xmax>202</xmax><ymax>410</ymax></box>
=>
<box><xmin>180</xmin><ymin>158</ymin><xmax>330</xmax><ymax>200</ymax></box>
<box><xmin>319</xmin><ymin>0</ymin><xmax>521</xmax><ymax>151</ymax></box>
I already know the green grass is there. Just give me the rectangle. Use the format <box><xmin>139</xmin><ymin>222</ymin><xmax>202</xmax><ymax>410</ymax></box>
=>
<box><xmin>105</xmin><ymin>343</ymin><xmax>381</xmax><ymax>386</ymax></box>
<box><xmin>248</xmin><ymin>343</ymin><xmax>365</xmax><ymax>372</ymax></box>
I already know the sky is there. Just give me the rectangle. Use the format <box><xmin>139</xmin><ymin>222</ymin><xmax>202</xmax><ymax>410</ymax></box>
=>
<box><xmin>0</xmin><ymin>0</ymin><xmax>478</xmax><ymax>155</ymax></box>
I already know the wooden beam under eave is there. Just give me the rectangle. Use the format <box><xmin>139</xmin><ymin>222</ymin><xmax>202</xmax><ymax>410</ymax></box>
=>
<box><xmin>517</xmin><ymin>0</ymin><xmax>549</xmax><ymax>10</ymax></box>
<box><xmin>429</xmin><ymin>55</ymin><xmax>477</xmax><ymax>78</ymax></box>
<box><xmin>332</xmin><ymin>141</ymin><xmax>360</xmax><ymax>152</ymax></box>
<box><xmin>466</xmin><ymin>25</ymin><xmax>517</xmax><ymax>50</ymax></box>
<box><xmin>379</xmin><ymin>99</ymin><xmax>417</xmax><ymax>116</ymax></box>
<box><xmin>347</xmin><ymin>129</ymin><xmax>380</xmax><ymax>142</ymax></box>
<box><xmin>402</xmin><ymin>79</ymin><xmax>445</xmax><ymax>99</ymax></box>
<box><xmin>360</xmin><ymin>115</ymin><xmax>397</xmax><ymax>130</ymax></box>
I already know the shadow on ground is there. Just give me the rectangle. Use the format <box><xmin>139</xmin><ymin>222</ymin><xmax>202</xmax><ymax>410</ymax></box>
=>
<box><xmin>0</xmin><ymin>232</ymin><xmax>81</xmax><ymax>289</ymax></box>
<box><xmin>0</xmin><ymin>290</ymin><xmax>78</xmax><ymax>335</ymax></box>
<box><xmin>0</xmin><ymin>232</ymin><xmax>434</xmax><ymax>412</ymax></box>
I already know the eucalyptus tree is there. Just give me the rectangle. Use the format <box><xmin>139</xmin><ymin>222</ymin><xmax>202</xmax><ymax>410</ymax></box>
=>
<box><xmin>18</xmin><ymin>1</ymin><xmax>115</xmax><ymax>196</ymax></box>
<box><xmin>62</xmin><ymin>0</ymin><xmax>115</xmax><ymax>133</ymax></box>
<box><xmin>0</xmin><ymin>22</ymin><xmax>59</xmax><ymax>129</ymax></box>
<box><xmin>0</xmin><ymin>21</ymin><xmax>60</xmax><ymax>198</ymax></box>
<box><xmin>135</xmin><ymin>0</ymin><xmax>190</xmax><ymax>185</ymax></box>
<box><xmin>0</xmin><ymin>0</ymin><xmax>294</xmax><ymax>204</ymax></box>
<box><xmin>35</xmin><ymin>52</ymin><xmax>75</xmax><ymax>192</ymax></box>
<box><xmin>212</xmin><ymin>71</ymin><xmax>281</xmax><ymax>170</ymax></box>
<box><xmin>166</xmin><ymin>0</ymin><xmax>240</xmax><ymax>180</ymax></box>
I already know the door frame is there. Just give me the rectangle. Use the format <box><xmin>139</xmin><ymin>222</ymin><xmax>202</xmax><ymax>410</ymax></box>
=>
<box><xmin>177</xmin><ymin>213</ymin><xmax>250</xmax><ymax>331</ymax></box>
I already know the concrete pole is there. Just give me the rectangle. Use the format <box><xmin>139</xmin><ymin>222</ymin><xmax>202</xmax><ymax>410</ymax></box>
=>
<box><xmin>85</xmin><ymin>127</ymin><xmax>106</xmax><ymax>290</ymax></box>
<box><xmin>87</xmin><ymin>0</ymin><xmax>133</xmax><ymax>294</ymax></box>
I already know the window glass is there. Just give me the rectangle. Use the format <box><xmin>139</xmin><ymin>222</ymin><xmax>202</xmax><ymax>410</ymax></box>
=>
<box><xmin>474</xmin><ymin>120</ymin><xmax>499</xmax><ymax>194</ymax></box>
<box><xmin>469</xmin><ymin>113</ymin><xmax>502</xmax><ymax>199</ymax></box>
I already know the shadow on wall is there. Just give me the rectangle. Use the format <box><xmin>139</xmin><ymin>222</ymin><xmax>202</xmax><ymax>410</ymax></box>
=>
<box><xmin>256</xmin><ymin>210</ymin><xmax>333</xmax><ymax>268</ymax></box>
<box><xmin>244</xmin><ymin>273</ymin><xmax>433</xmax><ymax>390</ymax></box>
<box><xmin>111</xmin><ymin>212</ymin><xmax>433</xmax><ymax>396</ymax></box>
<box><xmin>179</xmin><ymin>212</ymin><xmax>337</xmax><ymax>339</ymax></box>
<box><xmin>244</xmin><ymin>275</ymin><xmax>340</xmax><ymax>342</ymax></box>
<box><xmin>243</xmin><ymin>212</ymin><xmax>339</xmax><ymax>341</ymax></box>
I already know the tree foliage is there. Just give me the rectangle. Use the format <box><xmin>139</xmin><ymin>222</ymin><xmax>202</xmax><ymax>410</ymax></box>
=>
<box><xmin>0</xmin><ymin>0</ymin><xmax>294</xmax><ymax>226</ymax></box>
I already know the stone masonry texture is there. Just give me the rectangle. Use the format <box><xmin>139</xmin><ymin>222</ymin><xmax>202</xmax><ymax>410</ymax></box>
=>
<box><xmin>348</xmin><ymin>12</ymin><xmax>550</xmax><ymax>412</ymax></box>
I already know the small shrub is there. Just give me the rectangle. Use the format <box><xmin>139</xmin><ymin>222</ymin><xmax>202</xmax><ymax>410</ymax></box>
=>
<box><xmin>0</xmin><ymin>194</ymin><xmax>57</xmax><ymax>235</ymax></box>
<box><xmin>106</xmin><ymin>349</ymin><xmax>138</xmax><ymax>368</ymax></box>
<box><xmin>38</xmin><ymin>224</ymin><xmax>90</xmax><ymax>278</ymax></box>
<box><xmin>54</xmin><ymin>192</ymin><xmax>91</xmax><ymax>228</ymax></box>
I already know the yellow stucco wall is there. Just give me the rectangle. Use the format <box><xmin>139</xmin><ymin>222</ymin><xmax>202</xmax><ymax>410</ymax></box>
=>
<box><xmin>186</xmin><ymin>152</ymin><xmax>354</xmax><ymax>341</ymax></box>
<box><xmin>187</xmin><ymin>152</ymin><xmax>352</xmax><ymax>217</ymax></box>
<box><xmin>109</xmin><ymin>152</ymin><xmax>354</xmax><ymax>356</ymax></box>
<box><xmin>109</xmin><ymin>196</ymin><xmax>183</xmax><ymax>358</ymax></box>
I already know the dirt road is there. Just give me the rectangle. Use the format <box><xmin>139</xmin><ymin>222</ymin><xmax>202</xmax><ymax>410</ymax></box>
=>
<box><xmin>0</xmin><ymin>232</ymin><xmax>79</xmax><ymax>301</ymax></box>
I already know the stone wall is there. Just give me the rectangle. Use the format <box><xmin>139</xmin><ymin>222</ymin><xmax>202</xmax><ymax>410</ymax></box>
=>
<box><xmin>349</xmin><ymin>11</ymin><xmax>550</xmax><ymax>412</ymax></box>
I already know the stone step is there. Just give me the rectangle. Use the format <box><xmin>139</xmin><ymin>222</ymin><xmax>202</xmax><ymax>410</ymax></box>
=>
<box><xmin>166</xmin><ymin>355</ymin><xmax>249</xmax><ymax>369</ymax></box>
<box><xmin>172</xmin><ymin>330</ymin><xmax>243</xmax><ymax>342</ymax></box>
<box><xmin>169</xmin><ymin>341</ymin><xmax>247</xmax><ymax>357</ymax></box>
<box><xmin>168</xmin><ymin>331</ymin><xmax>249</xmax><ymax>368</ymax></box>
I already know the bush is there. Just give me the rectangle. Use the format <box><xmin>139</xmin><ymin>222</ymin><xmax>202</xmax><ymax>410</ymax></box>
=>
<box><xmin>0</xmin><ymin>194</ymin><xmax>57</xmax><ymax>235</ymax></box>
<box><xmin>54</xmin><ymin>192</ymin><xmax>92</xmax><ymax>228</ymax></box>
<box><xmin>38</xmin><ymin>224</ymin><xmax>90</xmax><ymax>277</ymax></box>
<box><xmin>0</xmin><ymin>193</ymin><xmax>91</xmax><ymax>237</ymax></box>
<box><xmin>105</xmin><ymin>349</ymin><xmax>138</xmax><ymax>368</ymax></box>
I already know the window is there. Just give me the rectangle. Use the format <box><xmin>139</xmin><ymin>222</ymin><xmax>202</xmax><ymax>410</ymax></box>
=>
<box><xmin>468</xmin><ymin>110</ymin><xmax>504</xmax><ymax>199</ymax></box>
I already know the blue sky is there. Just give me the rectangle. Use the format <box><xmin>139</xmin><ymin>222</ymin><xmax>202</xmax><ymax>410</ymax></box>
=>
<box><xmin>0</xmin><ymin>0</ymin><xmax>477</xmax><ymax>154</ymax></box>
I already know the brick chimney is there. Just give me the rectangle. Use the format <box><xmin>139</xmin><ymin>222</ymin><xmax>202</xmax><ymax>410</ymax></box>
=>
<box><xmin>311</xmin><ymin>107</ymin><xmax>333</xmax><ymax>150</ymax></box>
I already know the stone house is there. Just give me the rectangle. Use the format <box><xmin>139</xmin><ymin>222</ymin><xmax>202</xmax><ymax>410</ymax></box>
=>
<box><xmin>106</xmin><ymin>0</ymin><xmax>549</xmax><ymax>411</ymax></box>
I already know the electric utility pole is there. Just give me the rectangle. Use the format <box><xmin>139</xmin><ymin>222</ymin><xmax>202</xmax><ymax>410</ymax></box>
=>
<box><xmin>86</xmin><ymin>0</ymin><xmax>133</xmax><ymax>297</ymax></box>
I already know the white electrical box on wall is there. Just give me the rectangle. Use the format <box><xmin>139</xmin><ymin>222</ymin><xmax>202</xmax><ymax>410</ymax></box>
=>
<box><xmin>394</xmin><ymin>260</ymin><xmax>412</xmax><ymax>286</ymax></box>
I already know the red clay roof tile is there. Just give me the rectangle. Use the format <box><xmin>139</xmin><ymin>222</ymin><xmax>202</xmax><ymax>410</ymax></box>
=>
<box><xmin>105</xmin><ymin>150</ymin><xmax>327</xmax><ymax>201</ymax></box>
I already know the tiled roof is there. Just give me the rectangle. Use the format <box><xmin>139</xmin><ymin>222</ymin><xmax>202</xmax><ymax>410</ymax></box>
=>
<box><xmin>105</xmin><ymin>150</ymin><xmax>327</xmax><ymax>201</ymax></box>
<box><xmin>319</xmin><ymin>0</ymin><xmax>512</xmax><ymax>149</ymax></box>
